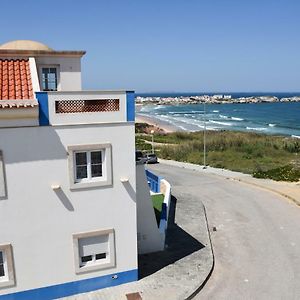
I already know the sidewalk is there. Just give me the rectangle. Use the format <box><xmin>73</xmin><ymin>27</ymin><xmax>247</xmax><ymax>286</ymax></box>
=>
<box><xmin>63</xmin><ymin>184</ymin><xmax>214</xmax><ymax>299</ymax></box>
<box><xmin>159</xmin><ymin>159</ymin><xmax>300</xmax><ymax>206</ymax></box>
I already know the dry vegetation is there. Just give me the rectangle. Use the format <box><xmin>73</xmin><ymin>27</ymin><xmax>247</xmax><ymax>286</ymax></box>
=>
<box><xmin>136</xmin><ymin>123</ymin><xmax>300</xmax><ymax>181</ymax></box>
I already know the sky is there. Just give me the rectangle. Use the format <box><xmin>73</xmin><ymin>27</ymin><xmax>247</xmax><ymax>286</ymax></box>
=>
<box><xmin>1</xmin><ymin>0</ymin><xmax>300</xmax><ymax>93</ymax></box>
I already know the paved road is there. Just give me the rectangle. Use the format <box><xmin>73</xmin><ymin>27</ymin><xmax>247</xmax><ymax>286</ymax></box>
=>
<box><xmin>148</xmin><ymin>163</ymin><xmax>300</xmax><ymax>300</ymax></box>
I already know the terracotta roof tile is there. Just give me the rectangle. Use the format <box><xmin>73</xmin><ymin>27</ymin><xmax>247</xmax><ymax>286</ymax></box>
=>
<box><xmin>0</xmin><ymin>58</ymin><xmax>34</xmax><ymax>101</ymax></box>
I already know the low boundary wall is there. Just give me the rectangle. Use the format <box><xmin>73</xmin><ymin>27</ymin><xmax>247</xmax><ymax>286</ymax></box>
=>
<box><xmin>159</xmin><ymin>179</ymin><xmax>171</xmax><ymax>243</ymax></box>
<box><xmin>145</xmin><ymin>169</ymin><xmax>171</xmax><ymax>250</ymax></box>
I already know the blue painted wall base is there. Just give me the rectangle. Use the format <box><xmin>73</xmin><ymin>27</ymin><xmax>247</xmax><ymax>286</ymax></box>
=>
<box><xmin>0</xmin><ymin>269</ymin><xmax>138</xmax><ymax>300</ymax></box>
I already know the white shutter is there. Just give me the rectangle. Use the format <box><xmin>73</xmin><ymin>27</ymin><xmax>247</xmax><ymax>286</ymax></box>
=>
<box><xmin>79</xmin><ymin>235</ymin><xmax>109</xmax><ymax>257</ymax></box>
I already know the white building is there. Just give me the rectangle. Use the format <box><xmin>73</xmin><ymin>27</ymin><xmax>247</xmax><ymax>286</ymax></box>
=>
<box><xmin>0</xmin><ymin>40</ymin><xmax>138</xmax><ymax>299</ymax></box>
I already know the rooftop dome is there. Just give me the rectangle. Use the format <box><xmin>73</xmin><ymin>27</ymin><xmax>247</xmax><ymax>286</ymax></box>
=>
<box><xmin>0</xmin><ymin>40</ymin><xmax>53</xmax><ymax>51</ymax></box>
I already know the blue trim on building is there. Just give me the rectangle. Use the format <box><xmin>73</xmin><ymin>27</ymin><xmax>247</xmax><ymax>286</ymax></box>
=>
<box><xmin>161</xmin><ymin>202</ymin><xmax>167</xmax><ymax>221</ymax></box>
<box><xmin>159</xmin><ymin>203</ymin><xmax>168</xmax><ymax>233</ymax></box>
<box><xmin>145</xmin><ymin>169</ymin><xmax>161</xmax><ymax>193</ymax></box>
<box><xmin>0</xmin><ymin>269</ymin><xmax>138</xmax><ymax>300</ymax></box>
<box><xmin>126</xmin><ymin>91</ymin><xmax>135</xmax><ymax>122</ymax></box>
<box><xmin>35</xmin><ymin>92</ymin><xmax>49</xmax><ymax>126</ymax></box>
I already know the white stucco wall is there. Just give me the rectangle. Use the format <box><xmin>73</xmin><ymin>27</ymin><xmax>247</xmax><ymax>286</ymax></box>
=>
<box><xmin>47</xmin><ymin>91</ymin><xmax>127</xmax><ymax>126</ymax></box>
<box><xmin>0</xmin><ymin>123</ymin><xmax>137</xmax><ymax>295</ymax></box>
<box><xmin>136</xmin><ymin>164</ymin><xmax>164</xmax><ymax>254</ymax></box>
<box><xmin>35</xmin><ymin>56</ymin><xmax>82</xmax><ymax>91</ymax></box>
<box><xmin>29</xmin><ymin>57</ymin><xmax>40</xmax><ymax>92</ymax></box>
<box><xmin>0</xmin><ymin>151</ymin><xmax>6</xmax><ymax>198</ymax></box>
<box><xmin>0</xmin><ymin>107</ymin><xmax>39</xmax><ymax>128</ymax></box>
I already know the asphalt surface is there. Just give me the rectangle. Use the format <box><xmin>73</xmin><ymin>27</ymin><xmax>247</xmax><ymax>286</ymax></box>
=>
<box><xmin>148</xmin><ymin>163</ymin><xmax>300</xmax><ymax>300</ymax></box>
<box><xmin>64</xmin><ymin>162</ymin><xmax>213</xmax><ymax>300</ymax></box>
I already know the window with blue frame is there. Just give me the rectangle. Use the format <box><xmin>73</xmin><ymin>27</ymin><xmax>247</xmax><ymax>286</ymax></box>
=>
<box><xmin>42</xmin><ymin>67</ymin><xmax>57</xmax><ymax>91</ymax></box>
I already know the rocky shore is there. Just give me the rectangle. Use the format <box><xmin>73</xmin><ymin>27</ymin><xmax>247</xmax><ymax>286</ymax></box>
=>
<box><xmin>136</xmin><ymin>94</ymin><xmax>300</xmax><ymax>105</ymax></box>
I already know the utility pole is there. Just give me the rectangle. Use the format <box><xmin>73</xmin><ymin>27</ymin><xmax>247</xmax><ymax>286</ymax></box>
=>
<box><xmin>151</xmin><ymin>130</ymin><xmax>154</xmax><ymax>154</ymax></box>
<box><xmin>203</xmin><ymin>101</ymin><xmax>207</xmax><ymax>169</ymax></box>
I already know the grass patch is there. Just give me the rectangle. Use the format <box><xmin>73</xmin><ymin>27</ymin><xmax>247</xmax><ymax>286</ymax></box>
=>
<box><xmin>136</xmin><ymin>136</ymin><xmax>152</xmax><ymax>152</ymax></box>
<box><xmin>136</xmin><ymin>129</ymin><xmax>300</xmax><ymax>182</ymax></box>
<box><xmin>151</xmin><ymin>194</ymin><xmax>164</xmax><ymax>226</ymax></box>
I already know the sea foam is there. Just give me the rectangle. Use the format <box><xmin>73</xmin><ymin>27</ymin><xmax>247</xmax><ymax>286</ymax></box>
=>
<box><xmin>246</xmin><ymin>127</ymin><xmax>267</xmax><ymax>131</ymax></box>
<box><xmin>209</xmin><ymin>120</ymin><xmax>232</xmax><ymax>126</ymax></box>
<box><xmin>291</xmin><ymin>135</ymin><xmax>300</xmax><ymax>139</ymax></box>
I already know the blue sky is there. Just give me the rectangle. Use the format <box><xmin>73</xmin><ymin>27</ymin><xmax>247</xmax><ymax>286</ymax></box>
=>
<box><xmin>1</xmin><ymin>0</ymin><xmax>300</xmax><ymax>92</ymax></box>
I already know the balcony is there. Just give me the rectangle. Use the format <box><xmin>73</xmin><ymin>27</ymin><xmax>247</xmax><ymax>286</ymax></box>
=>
<box><xmin>35</xmin><ymin>90</ymin><xmax>135</xmax><ymax>126</ymax></box>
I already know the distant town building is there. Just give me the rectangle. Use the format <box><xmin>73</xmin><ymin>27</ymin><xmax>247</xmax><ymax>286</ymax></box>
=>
<box><xmin>212</xmin><ymin>94</ymin><xmax>224</xmax><ymax>99</ymax></box>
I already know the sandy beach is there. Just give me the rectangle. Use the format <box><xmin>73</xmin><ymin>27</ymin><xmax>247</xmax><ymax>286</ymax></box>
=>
<box><xmin>135</xmin><ymin>114</ymin><xmax>178</xmax><ymax>133</ymax></box>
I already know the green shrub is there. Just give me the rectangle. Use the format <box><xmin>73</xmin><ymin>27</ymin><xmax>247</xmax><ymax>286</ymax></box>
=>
<box><xmin>283</xmin><ymin>140</ymin><xmax>300</xmax><ymax>153</ymax></box>
<box><xmin>253</xmin><ymin>165</ymin><xmax>300</xmax><ymax>182</ymax></box>
<box><xmin>135</xmin><ymin>123</ymin><xmax>150</xmax><ymax>134</ymax></box>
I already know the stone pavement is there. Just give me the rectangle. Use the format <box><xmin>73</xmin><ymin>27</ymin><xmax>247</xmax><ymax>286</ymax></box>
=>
<box><xmin>63</xmin><ymin>174</ymin><xmax>214</xmax><ymax>299</ymax></box>
<box><xmin>159</xmin><ymin>159</ymin><xmax>300</xmax><ymax>207</ymax></box>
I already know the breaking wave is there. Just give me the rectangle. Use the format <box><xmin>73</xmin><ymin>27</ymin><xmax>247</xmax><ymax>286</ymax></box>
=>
<box><xmin>246</xmin><ymin>127</ymin><xmax>267</xmax><ymax>131</ymax></box>
<box><xmin>219</xmin><ymin>114</ymin><xmax>229</xmax><ymax>119</ymax></box>
<box><xmin>209</xmin><ymin>120</ymin><xmax>233</xmax><ymax>126</ymax></box>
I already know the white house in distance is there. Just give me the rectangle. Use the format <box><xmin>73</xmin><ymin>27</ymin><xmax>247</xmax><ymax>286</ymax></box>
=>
<box><xmin>0</xmin><ymin>40</ymin><xmax>138</xmax><ymax>299</ymax></box>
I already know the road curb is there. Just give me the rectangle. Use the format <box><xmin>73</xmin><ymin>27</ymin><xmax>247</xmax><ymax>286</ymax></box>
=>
<box><xmin>159</xmin><ymin>159</ymin><xmax>300</xmax><ymax>207</ymax></box>
<box><xmin>185</xmin><ymin>203</ymin><xmax>215</xmax><ymax>300</ymax></box>
<box><xmin>232</xmin><ymin>178</ymin><xmax>300</xmax><ymax>206</ymax></box>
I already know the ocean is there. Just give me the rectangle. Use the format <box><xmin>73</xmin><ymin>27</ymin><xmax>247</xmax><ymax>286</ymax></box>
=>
<box><xmin>137</xmin><ymin>101</ymin><xmax>300</xmax><ymax>137</ymax></box>
<box><xmin>136</xmin><ymin>92</ymin><xmax>300</xmax><ymax>98</ymax></box>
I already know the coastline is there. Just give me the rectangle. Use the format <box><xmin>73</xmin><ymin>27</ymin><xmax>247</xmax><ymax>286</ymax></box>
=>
<box><xmin>135</xmin><ymin>113</ymin><xmax>300</xmax><ymax>183</ymax></box>
<box><xmin>135</xmin><ymin>114</ymin><xmax>177</xmax><ymax>133</ymax></box>
<box><xmin>136</xmin><ymin>94</ymin><xmax>300</xmax><ymax>106</ymax></box>
<box><xmin>135</xmin><ymin>101</ymin><xmax>300</xmax><ymax>137</ymax></box>
<box><xmin>135</xmin><ymin>113</ymin><xmax>300</xmax><ymax>138</ymax></box>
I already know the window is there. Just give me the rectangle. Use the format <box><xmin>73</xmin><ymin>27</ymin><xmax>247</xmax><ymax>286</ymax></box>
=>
<box><xmin>68</xmin><ymin>144</ymin><xmax>112</xmax><ymax>189</ymax></box>
<box><xmin>0</xmin><ymin>251</ymin><xmax>6</xmax><ymax>279</ymax></box>
<box><xmin>0</xmin><ymin>244</ymin><xmax>15</xmax><ymax>288</ymax></box>
<box><xmin>73</xmin><ymin>229</ymin><xmax>115</xmax><ymax>274</ymax></box>
<box><xmin>42</xmin><ymin>67</ymin><xmax>57</xmax><ymax>91</ymax></box>
<box><xmin>75</xmin><ymin>150</ymin><xmax>103</xmax><ymax>182</ymax></box>
<box><xmin>79</xmin><ymin>235</ymin><xmax>108</xmax><ymax>267</ymax></box>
